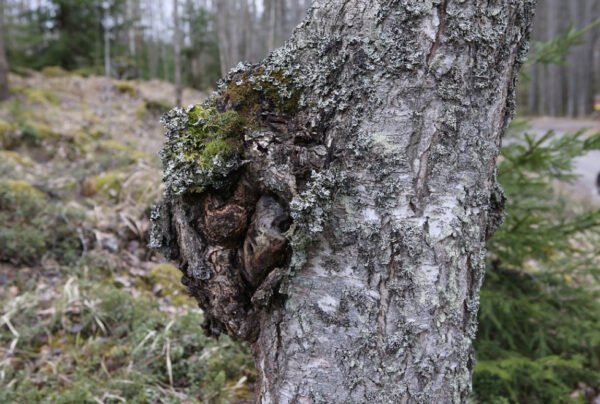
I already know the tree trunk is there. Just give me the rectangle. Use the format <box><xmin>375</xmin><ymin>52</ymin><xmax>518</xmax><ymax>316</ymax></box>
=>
<box><xmin>0</xmin><ymin>0</ymin><xmax>8</xmax><ymax>101</ymax></box>
<box><xmin>153</xmin><ymin>0</ymin><xmax>536</xmax><ymax>402</ymax></box>
<box><xmin>173</xmin><ymin>0</ymin><xmax>182</xmax><ymax>107</ymax></box>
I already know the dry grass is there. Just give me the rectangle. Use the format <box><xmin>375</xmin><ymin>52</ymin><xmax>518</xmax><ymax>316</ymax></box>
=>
<box><xmin>0</xmin><ymin>72</ymin><xmax>256</xmax><ymax>403</ymax></box>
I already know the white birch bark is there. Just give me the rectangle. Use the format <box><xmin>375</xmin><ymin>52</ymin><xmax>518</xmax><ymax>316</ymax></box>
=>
<box><xmin>154</xmin><ymin>0</ymin><xmax>536</xmax><ymax>402</ymax></box>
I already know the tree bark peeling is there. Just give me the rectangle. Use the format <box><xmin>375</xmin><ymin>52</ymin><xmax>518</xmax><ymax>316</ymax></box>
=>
<box><xmin>152</xmin><ymin>0</ymin><xmax>536</xmax><ymax>402</ymax></box>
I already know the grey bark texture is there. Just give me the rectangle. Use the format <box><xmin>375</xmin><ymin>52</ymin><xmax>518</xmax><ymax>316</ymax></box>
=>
<box><xmin>152</xmin><ymin>0</ymin><xmax>536</xmax><ymax>402</ymax></box>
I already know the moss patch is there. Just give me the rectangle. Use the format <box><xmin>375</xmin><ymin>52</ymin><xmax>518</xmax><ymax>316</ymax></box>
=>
<box><xmin>21</xmin><ymin>88</ymin><xmax>60</xmax><ymax>106</ymax></box>
<box><xmin>0</xmin><ymin>118</ymin><xmax>15</xmax><ymax>148</ymax></box>
<box><xmin>160</xmin><ymin>105</ymin><xmax>245</xmax><ymax>195</ymax></box>
<box><xmin>114</xmin><ymin>81</ymin><xmax>138</xmax><ymax>97</ymax></box>
<box><xmin>148</xmin><ymin>263</ymin><xmax>192</xmax><ymax>306</ymax></box>
<box><xmin>82</xmin><ymin>171</ymin><xmax>123</xmax><ymax>200</ymax></box>
<box><xmin>0</xmin><ymin>179</ymin><xmax>45</xmax><ymax>212</ymax></box>
<box><xmin>41</xmin><ymin>66</ymin><xmax>68</xmax><ymax>77</ymax></box>
<box><xmin>223</xmin><ymin>68</ymin><xmax>301</xmax><ymax>118</ymax></box>
<box><xmin>0</xmin><ymin>180</ymin><xmax>82</xmax><ymax>265</ymax></box>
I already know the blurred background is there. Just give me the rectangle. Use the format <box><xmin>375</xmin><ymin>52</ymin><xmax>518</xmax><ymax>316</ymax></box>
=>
<box><xmin>0</xmin><ymin>1</ymin><xmax>599</xmax><ymax>403</ymax></box>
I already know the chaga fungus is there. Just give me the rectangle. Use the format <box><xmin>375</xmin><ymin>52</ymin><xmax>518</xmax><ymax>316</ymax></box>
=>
<box><xmin>152</xmin><ymin>64</ymin><xmax>329</xmax><ymax>343</ymax></box>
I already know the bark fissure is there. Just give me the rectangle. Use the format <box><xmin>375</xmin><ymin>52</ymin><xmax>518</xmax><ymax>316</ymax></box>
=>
<box><xmin>376</xmin><ymin>240</ymin><xmax>399</xmax><ymax>354</ymax></box>
<box><xmin>427</xmin><ymin>0</ymin><xmax>447</xmax><ymax>68</ymax></box>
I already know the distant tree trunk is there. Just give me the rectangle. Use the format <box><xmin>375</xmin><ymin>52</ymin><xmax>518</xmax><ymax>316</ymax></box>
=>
<box><xmin>216</xmin><ymin>0</ymin><xmax>232</xmax><ymax>77</ymax></box>
<box><xmin>147</xmin><ymin>0</ymin><xmax>159</xmax><ymax>79</ymax></box>
<box><xmin>173</xmin><ymin>0</ymin><xmax>182</xmax><ymax>106</ymax></box>
<box><xmin>154</xmin><ymin>0</ymin><xmax>536</xmax><ymax>401</ymax></box>
<box><xmin>126</xmin><ymin>0</ymin><xmax>136</xmax><ymax>58</ymax></box>
<box><xmin>546</xmin><ymin>0</ymin><xmax>562</xmax><ymax>116</ymax></box>
<box><xmin>0</xmin><ymin>0</ymin><xmax>8</xmax><ymax>101</ymax></box>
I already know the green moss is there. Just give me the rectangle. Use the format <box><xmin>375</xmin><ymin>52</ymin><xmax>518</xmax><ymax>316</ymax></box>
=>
<box><xmin>148</xmin><ymin>263</ymin><xmax>192</xmax><ymax>306</ymax></box>
<box><xmin>146</xmin><ymin>99</ymin><xmax>173</xmax><ymax>114</ymax></box>
<box><xmin>0</xmin><ymin>224</ymin><xmax>47</xmax><ymax>265</ymax></box>
<box><xmin>18</xmin><ymin>121</ymin><xmax>60</xmax><ymax>146</ymax></box>
<box><xmin>199</xmin><ymin>138</ymin><xmax>242</xmax><ymax>170</ymax></box>
<box><xmin>82</xmin><ymin>171</ymin><xmax>123</xmax><ymax>200</ymax></box>
<box><xmin>0</xmin><ymin>150</ymin><xmax>34</xmax><ymax>167</ymax></box>
<box><xmin>0</xmin><ymin>118</ymin><xmax>15</xmax><ymax>148</ymax></box>
<box><xmin>0</xmin><ymin>179</ymin><xmax>45</xmax><ymax>213</ymax></box>
<box><xmin>0</xmin><ymin>118</ymin><xmax>13</xmax><ymax>135</ymax></box>
<box><xmin>0</xmin><ymin>180</ymin><xmax>82</xmax><ymax>265</ymax></box>
<box><xmin>40</xmin><ymin>66</ymin><xmax>68</xmax><ymax>77</ymax></box>
<box><xmin>21</xmin><ymin>88</ymin><xmax>60</xmax><ymax>105</ymax></box>
<box><xmin>70</xmin><ymin>66</ymin><xmax>101</xmax><ymax>77</ymax></box>
<box><xmin>114</xmin><ymin>80</ymin><xmax>138</xmax><ymax>97</ymax></box>
<box><xmin>182</xmin><ymin>106</ymin><xmax>244</xmax><ymax>169</ymax></box>
<box><xmin>223</xmin><ymin>68</ymin><xmax>301</xmax><ymax>117</ymax></box>
<box><xmin>160</xmin><ymin>105</ymin><xmax>246</xmax><ymax>194</ymax></box>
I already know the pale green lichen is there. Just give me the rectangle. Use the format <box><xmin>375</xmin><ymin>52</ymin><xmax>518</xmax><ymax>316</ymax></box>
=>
<box><xmin>286</xmin><ymin>170</ymin><xmax>339</xmax><ymax>271</ymax></box>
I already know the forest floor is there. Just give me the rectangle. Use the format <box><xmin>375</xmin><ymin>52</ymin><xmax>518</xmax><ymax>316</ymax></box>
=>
<box><xmin>0</xmin><ymin>70</ymin><xmax>255</xmax><ymax>403</ymax></box>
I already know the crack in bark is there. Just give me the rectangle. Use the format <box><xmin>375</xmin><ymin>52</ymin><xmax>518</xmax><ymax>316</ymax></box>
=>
<box><xmin>426</xmin><ymin>0</ymin><xmax>447</xmax><ymax>68</ymax></box>
<box><xmin>377</xmin><ymin>241</ymin><xmax>399</xmax><ymax>355</ymax></box>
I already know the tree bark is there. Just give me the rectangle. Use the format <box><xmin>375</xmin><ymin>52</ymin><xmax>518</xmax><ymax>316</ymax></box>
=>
<box><xmin>153</xmin><ymin>0</ymin><xmax>536</xmax><ymax>402</ymax></box>
<box><xmin>0</xmin><ymin>0</ymin><xmax>9</xmax><ymax>101</ymax></box>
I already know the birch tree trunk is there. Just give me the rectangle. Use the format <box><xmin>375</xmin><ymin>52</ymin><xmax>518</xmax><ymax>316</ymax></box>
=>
<box><xmin>153</xmin><ymin>0</ymin><xmax>536</xmax><ymax>402</ymax></box>
<box><xmin>173</xmin><ymin>0</ymin><xmax>182</xmax><ymax>106</ymax></box>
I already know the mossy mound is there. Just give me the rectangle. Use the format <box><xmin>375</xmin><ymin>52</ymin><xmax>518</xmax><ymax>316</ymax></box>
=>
<box><xmin>0</xmin><ymin>118</ymin><xmax>15</xmax><ymax>148</ymax></box>
<box><xmin>148</xmin><ymin>263</ymin><xmax>192</xmax><ymax>306</ymax></box>
<box><xmin>114</xmin><ymin>81</ymin><xmax>138</xmax><ymax>97</ymax></box>
<box><xmin>0</xmin><ymin>179</ymin><xmax>45</xmax><ymax>212</ymax></box>
<box><xmin>41</xmin><ymin>66</ymin><xmax>68</xmax><ymax>77</ymax></box>
<box><xmin>82</xmin><ymin>171</ymin><xmax>124</xmax><ymax>201</ymax></box>
<box><xmin>21</xmin><ymin>88</ymin><xmax>60</xmax><ymax>106</ymax></box>
<box><xmin>0</xmin><ymin>179</ymin><xmax>83</xmax><ymax>265</ymax></box>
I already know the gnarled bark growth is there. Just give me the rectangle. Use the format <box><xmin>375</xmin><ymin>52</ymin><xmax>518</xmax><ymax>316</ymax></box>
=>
<box><xmin>152</xmin><ymin>0</ymin><xmax>536</xmax><ymax>402</ymax></box>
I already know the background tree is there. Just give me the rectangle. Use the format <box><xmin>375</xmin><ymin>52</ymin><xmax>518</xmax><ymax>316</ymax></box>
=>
<box><xmin>526</xmin><ymin>0</ymin><xmax>599</xmax><ymax>117</ymax></box>
<box><xmin>152</xmin><ymin>0</ymin><xmax>536</xmax><ymax>400</ymax></box>
<box><xmin>173</xmin><ymin>0</ymin><xmax>182</xmax><ymax>106</ymax></box>
<box><xmin>0</xmin><ymin>0</ymin><xmax>9</xmax><ymax>101</ymax></box>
